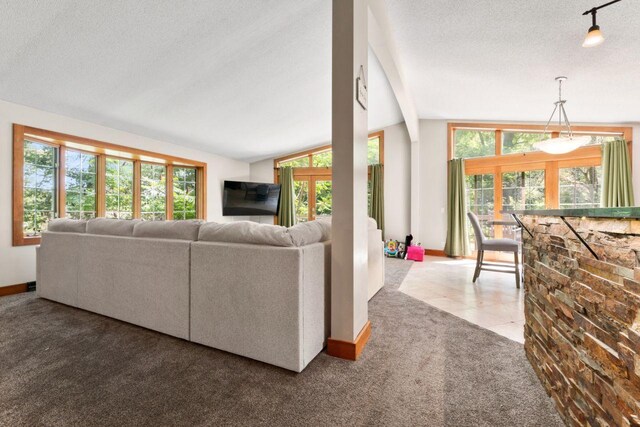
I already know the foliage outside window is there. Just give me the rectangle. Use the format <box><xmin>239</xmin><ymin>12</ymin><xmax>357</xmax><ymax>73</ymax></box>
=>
<box><xmin>501</xmin><ymin>170</ymin><xmax>545</xmax><ymax>212</ymax></box>
<box><xmin>559</xmin><ymin>166</ymin><xmax>602</xmax><ymax>208</ymax></box>
<box><xmin>14</xmin><ymin>125</ymin><xmax>206</xmax><ymax>246</ymax></box>
<box><xmin>275</xmin><ymin>132</ymin><xmax>383</xmax><ymax>222</ymax></box>
<box><xmin>173</xmin><ymin>167</ymin><xmax>197</xmax><ymax>220</ymax></box>
<box><xmin>105</xmin><ymin>158</ymin><xmax>134</xmax><ymax>219</ymax></box>
<box><xmin>454</xmin><ymin>130</ymin><xmax>495</xmax><ymax>158</ymax></box>
<box><xmin>65</xmin><ymin>150</ymin><xmax>97</xmax><ymax>220</ymax></box>
<box><xmin>465</xmin><ymin>174</ymin><xmax>494</xmax><ymax>251</ymax></box>
<box><xmin>502</xmin><ymin>132</ymin><xmax>547</xmax><ymax>154</ymax></box>
<box><xmin>23</xmin><ymin>141</ymin><xmax>58</xmax><ymax>236</ymax></box>
<box><xmin>140</xmin><ymin>164</ymin><xmax>167</xmax><ymax>221</ymax></box>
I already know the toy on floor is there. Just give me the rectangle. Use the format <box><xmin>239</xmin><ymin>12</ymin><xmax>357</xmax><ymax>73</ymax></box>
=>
<box><xmin>384</xmin><ymin>240</ymin><xmax>399</xmax><ymax>258</ymax></box>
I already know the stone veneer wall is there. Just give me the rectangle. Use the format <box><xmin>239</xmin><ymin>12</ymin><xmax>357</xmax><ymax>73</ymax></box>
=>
<box><xmin>521</xmin><ymin>215</ymin><xmax>640</xmax><ymax>426</ymax></box>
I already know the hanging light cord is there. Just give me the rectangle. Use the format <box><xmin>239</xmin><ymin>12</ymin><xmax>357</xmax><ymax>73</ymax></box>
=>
<box><xmin>542</xmin><ymin>78</ymin><xmax>575</xmax><ymax>140</ymax></box>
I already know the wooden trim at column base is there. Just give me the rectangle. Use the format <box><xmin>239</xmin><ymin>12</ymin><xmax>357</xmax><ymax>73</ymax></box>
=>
<box><xmin>424</xmin><ymin>249</ymin><xmax>446</xmax><ymax>257</ymax></box>
<box><xmin>327</xmin><ymin>321</ymin><xmax>371</xmax><ymax>361</ymax></box>
<box><xmin>0</xmin><ymin>283</ymin><xmax>28</xmax><ymax>297</ymax></box>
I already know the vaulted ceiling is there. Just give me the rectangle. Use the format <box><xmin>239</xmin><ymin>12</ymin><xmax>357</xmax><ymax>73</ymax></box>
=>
<box><xmin>0</xmin><ymin>1</ymin><xmax>638</xmax><ymax>162</ymax></box>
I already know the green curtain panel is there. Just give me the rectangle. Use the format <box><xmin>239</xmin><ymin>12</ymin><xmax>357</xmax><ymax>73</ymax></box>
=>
<box><xmin>369</xmin><ymin>164</ymin><xmax>385</xmax><ymax>238</ymax></box>
<box><xmin>601</xmin><ymin>139</ymin><xmax>635</xmax><ymax>208</ymax></box>
<box><xmin>444</xmin><ymin>158</ymin><xmax>470</xmax><ymax>257</ymax></box>
<box><xmin>277</xmin><ymin>166</ymin><xmax>296</xmax><ymax>227</ymax></box>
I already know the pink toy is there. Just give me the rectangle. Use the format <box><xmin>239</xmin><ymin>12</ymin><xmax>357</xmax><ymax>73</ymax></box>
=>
<box><xmin>406</xmin><ymin>245</ymin><xmax>424</xmax><ymax>262</ymax></box>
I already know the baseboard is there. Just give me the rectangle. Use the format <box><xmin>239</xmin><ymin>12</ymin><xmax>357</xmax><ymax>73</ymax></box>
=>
<box><xmin>424</xmin><ymin>249</ymin><xmax>447</xmax><ymax>257</ymax></box>
<box><xmin>327</xmin><ymin>321</ymin><xmax>371</xmax><ymax>361</ymax></box>
<box><xmin>0</xmin><ymin>283</ymin><xmax>28</xmax><ymax>297</ymax></box>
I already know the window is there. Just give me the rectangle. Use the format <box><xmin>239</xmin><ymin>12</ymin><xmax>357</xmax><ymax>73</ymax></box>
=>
<box><xmin>23</xmin><ymin>141</ymin><xmax>58</xmax><ymax>236</ymax></box>
<box><xmin>454</xmin><ymin>129</ymin><xmax>495</xmax><ymax>158</ymax></box>
<box><xmin>275</xmin><ymin>131</ymin><xmax>383</xmax><ymax>222</ymax></box>
<box><xmin>502</xmin><ymin>131</ymin><xmax>547</xmax><ymax>154</ymax></box>
<box><xmin>172</xmin><ymin>167</ymin><xmax>197</xmax><ymax>220</ymax></box>
<box><xmin>13</xmin><ymin>125</ymin><xmax>206</xmax><ymax>246</ymax></box>
<box><xmin>559</xmin><ymin>166</ymin><xmax>602</xmax><ymax>208</ymax></box>
<box><xmin>449</xmin><ymin>123</ymin><xmax>632</xmax><ymax>253</ymax></box>
<box><xmin>65</xmin><ymin>150</ymin><xmax>97</xmax><ymax>219</ymax></box>
<box><xmin>466</xmin><ymin>174</ymin><xmax>494</xmax><ymax>250</ymax></box>
<box><xmin>105</xmin><ymin>158</ymin><xmax>134</xmax><ymax>219</ymax></box>
<box><xmin>140</xmin><ymin>164</ymin><xmax>167</xmax><ymax>221</ymax></box>
<box><xmin>501</xmin><ymin>170</ymin><xmax>545</xmax><ymax>211</ymax></box>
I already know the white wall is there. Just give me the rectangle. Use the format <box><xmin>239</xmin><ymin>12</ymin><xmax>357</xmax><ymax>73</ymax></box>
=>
<box><xmin>248</xmin><ymin>122</ymin><xmax>412</xmax><ymax>238</ymax></box>
<box><xmin>0</xmin><ymin>99</ymin><xmax>250</xmax><ymax>287</ymax></box>
<box><xmin>418</xmin><ymin>119</ymin><xmax>640</xmax><ymax>252</ymax></box>
<box><xmin>418</xmin><ymin>119</ymin><xmax>448</xmax><ymax>250</ymax></box>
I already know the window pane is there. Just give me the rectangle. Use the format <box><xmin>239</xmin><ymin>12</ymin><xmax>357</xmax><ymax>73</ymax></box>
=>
<box><xmin>65</xmin><ymin>150</ymin><xmax>97</xmax><ymax>219</ymax></box>
<box><xmin>279</xmin><ymin>157</ymin><xmax>309</xmax><ymax>168</ymax></box>
<box><xmin>368</xmin><ymin>137</ymin><xmax>380</xmax><ymax>165</ymax></box>
<box><xmin>465</xmin><ymin>174</ymin><xmax>494</xmax><ymax>251</ymax></box>
<box><xmin>173</xmin><ymin>167</ymin><xmax>197</xmax><ymax>220</ymax></box>
<box><xmin>454</xmin><ymin>130</ymin><xmax>495</xmax><ymax>159</ymax></box>
<box><xmin>315</xmin><ymin>180</ymin><xmax>332</xmax><ymax>218</ymax></box>
<box><xmin>312</xmin><ymin>151</ymin><xmax>332</xmax><ymax>167</ymax></box>
<box><xmin>559</xmin><ymin>166</ymin><xmax>602</xmax><ymax>208</ymax></box>
<box><xmin>105</xmin><ymin>158</ymin><xmax>134</xmax><ymax>219</ymax></box>
<box><xmin>502</xmin><ymin>132</ymin><xmax>547</xmax><ymax>154</ymax></box>
<box><xmin>141</xmin><ymin>164</ymin><xmax>166</xmax><ymax>220</ymax></box>
<box><xmin>560</xmin><ymin>133</ymin><xmax>623</xmax><ymax>146</ymax></box>
<box><xmin>23</xmin><ymin>141</ymin><xmax>58</xmax><ymax>236</ymax></box>
<box><xmin>294</xmin><ymin>180</ymin><xmax>309</xmax><ymax>223</ymax></box>
<box><xmin>501</xmin><ymin>170</ymin><xmax>545</xmax><ymax>212</ymax></box>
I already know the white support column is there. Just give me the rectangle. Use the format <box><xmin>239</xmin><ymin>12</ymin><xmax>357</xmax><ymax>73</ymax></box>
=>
<box><xmin>410</xmin><ymin>139</ymin><xmax>421</xmax><ymax>244</ymax></box>
<box><xmin>329</xmin><ymin>0</ymin><xmax>369</xmax><ymax>351</ymax></box>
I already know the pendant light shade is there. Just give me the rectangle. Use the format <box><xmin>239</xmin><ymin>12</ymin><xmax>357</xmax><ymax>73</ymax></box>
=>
<box><xmin>533</xmin><ymin>77</ymin><xmax>588</xmax><ymax>155</ymax></box>
<box><xmin>581</xmin><ymin>0</ymin><xmax>622</xmax><ymax>48</ymax></box>
<box><xmin>534</xmin><ymin>135</ymin><xmax>591</xmax><ymax>155</ymax></box>
<box><xmin>582</xmin><ymin>26</ymin><xmax>605</xmax><ymax>47</ymax></box>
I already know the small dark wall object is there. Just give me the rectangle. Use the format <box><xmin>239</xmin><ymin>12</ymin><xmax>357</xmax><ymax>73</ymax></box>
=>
<box><xmin>27</xmin><ymin>281</ymin><xmax>36</xmax><ymax>292</ymax></box>
<box><xmin>399</xmin><ymin>234</ymin><xmax>413</xmax><ymax>259</ymax></box>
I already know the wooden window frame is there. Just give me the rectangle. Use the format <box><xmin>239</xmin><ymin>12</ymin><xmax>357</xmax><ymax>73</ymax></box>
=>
<box><xmin>13</xmin><ymin>124</ymin><xmax>207</xmax><ymax>246</ymax></box>
<box><xmin>448</xmin><ymin>122</ymin><xmax>633</xmax><ymax>239</ymax></box>
<box><xmin>273</xmin><ymin>131</ymin><xmax>384</xmax><ymax>222</ymax></box>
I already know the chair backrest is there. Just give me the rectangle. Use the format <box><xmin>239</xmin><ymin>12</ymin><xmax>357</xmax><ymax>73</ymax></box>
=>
<box><xmin>467</xmin><ymin>212</ymin><xmax>486</xmax><ymax>248</ymax></box>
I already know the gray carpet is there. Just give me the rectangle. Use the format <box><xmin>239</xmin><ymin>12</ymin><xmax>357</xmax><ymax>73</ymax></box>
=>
<box><xmin>0</xmin><ymin>259</ymin><xmax>562</xmax><ymax>426</ymax></box>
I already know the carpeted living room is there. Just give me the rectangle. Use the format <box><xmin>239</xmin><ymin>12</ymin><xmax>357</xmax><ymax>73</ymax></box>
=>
<box><xmin>1</xmin><ymin>1</ymin><xmax>639</xmax><ymax>426</ymax></box>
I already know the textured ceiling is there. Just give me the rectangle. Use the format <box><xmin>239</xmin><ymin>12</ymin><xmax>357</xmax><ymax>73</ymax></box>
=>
<box><xmin>0</xmin><ymin>0</ymin><xmax>402</xmax><ymax>162</ymax></box>
<box><xmin>1</xmin><ymin>1</ymin><xmax>637</xmax><ymax>163</ymax></box>
<box><xmin>386</xmin><ymin>0</ymin><xmax>640</xmax><ymax>124</ymax></box>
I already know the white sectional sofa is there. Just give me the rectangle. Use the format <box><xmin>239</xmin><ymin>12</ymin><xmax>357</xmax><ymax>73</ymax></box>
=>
<box><xmin>36</xmin><ymin>217</ymin><xmax>384</xmax><ymax>372</ymax></box>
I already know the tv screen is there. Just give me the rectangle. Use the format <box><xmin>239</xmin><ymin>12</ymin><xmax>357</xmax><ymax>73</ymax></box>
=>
<box><xmin>223</xmin><ymin>181</ymin><xmax>281</xmax><ymax>216</ymax></box>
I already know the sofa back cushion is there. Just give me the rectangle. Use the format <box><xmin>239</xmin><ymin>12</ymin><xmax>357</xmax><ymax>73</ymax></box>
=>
<box><xmin>47</xmin><ymin>218</ymin><xmax>87</xmax><ymax>233</ymax></box>
<box><xmin>133</xmin><ymin>220</ymin><xmax>204</xmax><ymax>241</ymax></box>
<box><xmin>288</xmin><ymin>220</ymin><xmax>331</xmax><ymax>247</ymax></box>
<box><xmin>198</xmin><ymin>221</ymin><xmax>295</xmax><ymax>247</ymax></box>
<box><xmin>86</xmin><ymin>218</ymin><xmax>141</xmax><ymax>236</ymax></box>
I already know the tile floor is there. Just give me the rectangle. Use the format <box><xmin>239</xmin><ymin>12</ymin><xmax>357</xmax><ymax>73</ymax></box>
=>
<box><xmin>398</xmin><ymin>256</ymin><xmax>525</xmax><ymax>343</ymax></box>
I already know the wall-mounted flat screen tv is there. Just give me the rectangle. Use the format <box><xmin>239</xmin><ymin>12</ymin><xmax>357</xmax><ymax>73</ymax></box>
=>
<box><xmin>223</xmin><ymin>181</ymin><xmax>281</xmax><ymax>216</ymax></box>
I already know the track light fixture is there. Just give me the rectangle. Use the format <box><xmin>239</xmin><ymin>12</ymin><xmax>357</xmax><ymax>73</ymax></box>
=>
<box><xmin>582</xmin><ymin>0</ymin><xmax>622</xmax><ymax>47</ymax></box>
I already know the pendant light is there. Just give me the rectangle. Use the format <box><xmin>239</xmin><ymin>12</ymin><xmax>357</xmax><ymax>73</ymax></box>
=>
<box><xmin>582</xmin><ymin>0</ymin><xmax>622</xmax><ymax>48</ymax></box>
<box><xmin>534</xmin><ymin>77</ymin><xmax>590</xmax><ymax>155</ymax></box>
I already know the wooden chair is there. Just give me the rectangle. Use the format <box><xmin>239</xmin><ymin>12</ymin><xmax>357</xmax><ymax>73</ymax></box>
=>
<box><xmin>467</xmin><ymin>212</ymin><xmax>520</xmax><ymax>288</ymax></box>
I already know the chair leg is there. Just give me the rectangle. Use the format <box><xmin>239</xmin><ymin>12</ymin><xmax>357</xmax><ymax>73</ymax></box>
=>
<box><xmin>514</xmin><ymin>250</ymin><xmax>520</xmax><ymax>289</ymax></box>
<box><xmin>473</xmin><ymin>250</ymin><xmax>483</xmax><ymax>282</ymax></box>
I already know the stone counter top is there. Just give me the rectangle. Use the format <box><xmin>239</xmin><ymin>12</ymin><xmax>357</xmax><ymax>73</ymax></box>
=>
<box><xmin>506</xmin><ymin>207</ymin><xmax>640</xmax><ymax>219</ymax></box>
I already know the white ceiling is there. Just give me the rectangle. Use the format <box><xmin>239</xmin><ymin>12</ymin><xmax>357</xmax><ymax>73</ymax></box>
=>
<box><xmin>386</xmin><ymin>0</ymin><xmax>640</xmax><ymax>124</ymax></box>
<box><xmin>0</xmin><ymin>1</ymin><xmax>637</xmax><ymax>163</ymax></box>
<box><xmin>0</xmin><ymin>0</ymin><xmax>402</xmax><ymax>162</ymax></box>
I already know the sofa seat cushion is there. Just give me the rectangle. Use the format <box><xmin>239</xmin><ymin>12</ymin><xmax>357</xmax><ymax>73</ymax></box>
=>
<box><xmin>47</xmin><ymin>218</ymin><xmax>87</xmax><ymax>233</ymax></box>
<box><xmin>133</xmin><ymin>220</ymin><xmax>204</xmax><ymax>241</ymax></box>
<box><xmin>288</xmin><ymin>220</ymin><xmax>331</xmax><ymax>247</ymax></box>
<box><xmin>87</xmin><ymin>218</ymin><xmax>141</xmax><ymax>236</ymax></box>
<box><xmin>198</xmin><ymin>221</ymin><xmax>295</xmax><ymax>247</ymax></box>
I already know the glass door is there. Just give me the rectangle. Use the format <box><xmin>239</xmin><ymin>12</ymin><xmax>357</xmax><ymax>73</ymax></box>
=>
<box><xmin>313</xmin><ymin>178</ymin><xmax>332</xmax><ymax>220</ymax></box>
